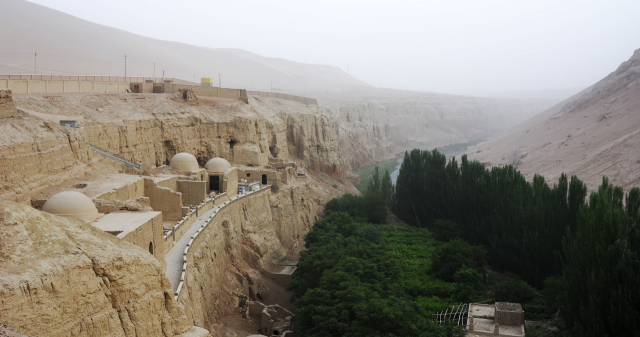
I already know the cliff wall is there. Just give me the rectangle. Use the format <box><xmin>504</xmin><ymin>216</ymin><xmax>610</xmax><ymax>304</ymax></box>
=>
<box><xmin>176</xmin><ymin>182</ymin><xmax>314</xmax><ymax>333</ymax></box>
<box><xmin>3</xmin><ymin>94</ymin><xmax>340</xmax><ymax>204</ymax></box>
<box><xmin>0</xmin><ymin>201</ymin><xmax>210</xmax><ymax>337</ymax></box>
<box><xmin>315</xmin><ymin>92</ymin><xmax>558</xmax><ymax>171</ymax></box>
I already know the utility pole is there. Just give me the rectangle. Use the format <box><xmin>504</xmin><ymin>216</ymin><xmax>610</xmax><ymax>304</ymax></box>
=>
<box><xmin>34</xmin><ymin>52</ymin><xmax>37</xmax><ymax>74</ymax></box>
<box><xmin>124</xmin><ymin>54</ymin><xmax>127</xmax><ymax>78</ymax></box>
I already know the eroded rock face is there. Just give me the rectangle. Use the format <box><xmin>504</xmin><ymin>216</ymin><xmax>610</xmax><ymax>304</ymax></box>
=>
<box><xmin>0</xmin><ymin>201</ymin><xmax>201</xmax><ymax>337</ymax></box>
<box><xmin>0</xmin><ymin>89</ymin><xmax>17</xmax><ymax>119</ymax></box>
<box><xmin>176</xmin><ymin>182</ymin><xmax>314</xmax><ymax>333</ymax></box>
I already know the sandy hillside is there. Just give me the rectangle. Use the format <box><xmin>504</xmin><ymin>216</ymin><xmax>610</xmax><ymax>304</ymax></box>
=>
<box><xmin>467</xmin><ymin>48</ymin><xmax>640</xmax><ymax>191</ymax></box>
<box><xmin>0</xmin><ymin>0</ymin><xmax>369</xmax><ymax>93</ymax></box>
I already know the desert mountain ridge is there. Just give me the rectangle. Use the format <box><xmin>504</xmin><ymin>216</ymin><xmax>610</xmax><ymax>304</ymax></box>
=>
<box><xmin>0</xmin><ymin>0</ymin><xmax>371</xmax><ymax>93</ymax></box>
<box><xmin>468</xmin><ymin>48</ymin><xmax>640</xmax><ymax>191</ymax></box>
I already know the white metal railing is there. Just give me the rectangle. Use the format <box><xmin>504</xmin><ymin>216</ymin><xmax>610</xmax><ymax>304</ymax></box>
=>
<box><xmin>173</xmin><ymin>185</ymin><xmax>271</xmax><ymax>301</ymax></box>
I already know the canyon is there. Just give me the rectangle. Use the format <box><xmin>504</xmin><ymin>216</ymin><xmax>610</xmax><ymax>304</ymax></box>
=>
<box><xmin>0</xmin><ymin>85</ymin><xmax>548</xmax><ymax>336</ymax></box>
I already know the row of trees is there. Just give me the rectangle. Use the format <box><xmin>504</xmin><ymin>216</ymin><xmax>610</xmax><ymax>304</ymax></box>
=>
<box><xmin>384</xmin><ymin>149</ymin><xmax>640</xmax><ymax>336</ymax></box>
<box><xmin>392</xmin><ymin>149</ymin><xmax>588</xmax><ymax>287</ymax></box>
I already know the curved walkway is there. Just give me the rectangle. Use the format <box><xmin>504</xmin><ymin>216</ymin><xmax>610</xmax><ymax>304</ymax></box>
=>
<box><xmin>165</xmin><ymin>186</ymin><xmax>270</xmax><ymax>293</ymax></box>
<box><xmin>165</xmin><ymin>205</ymin><xmax>219</xmax><ymax>292</ymax></box>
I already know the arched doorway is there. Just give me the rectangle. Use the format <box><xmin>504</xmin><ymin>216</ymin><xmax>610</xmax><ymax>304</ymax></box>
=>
<box><xmin>262</xmin><ymin>174</ymin><xmax>267</xmax><ymax>185</ymax></box>
<box><xmin>149</xmin><ymin>242</ymin><xmax>154</xmax><ymax>255</ymax></box>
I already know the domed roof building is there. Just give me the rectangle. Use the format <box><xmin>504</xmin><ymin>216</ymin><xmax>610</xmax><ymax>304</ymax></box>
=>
<box><xmin>205</xmin><ymin>157</ymin><xmax>231</xmax><ymax>172</ymax></box>
<box><xmin>42</xmin><ymin>191</ymin><xmax>99</xmax><ymax>221</ymax></box>
<box><xmin>169</xmin><ymin>152</ymin><xmax>199</xmax><ymax>172</ymax></box>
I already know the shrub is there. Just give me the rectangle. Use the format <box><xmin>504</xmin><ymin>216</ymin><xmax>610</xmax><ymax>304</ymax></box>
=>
<box><xmin>431</xmin><ymin>238</ymin><xmax>487</xmax><ymax>282</ymax></box>
<box><xmin>432</xmin><ymin>219</ymin><xmax>461</xmax><ymax>242</ymax></box>
<box><xmin>493</xmin><ymin>278</ymin><xmax>535</xmax><ymax>303</ymax></box>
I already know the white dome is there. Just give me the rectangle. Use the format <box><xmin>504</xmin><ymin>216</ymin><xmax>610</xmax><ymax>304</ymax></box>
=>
<box><xmin>170</xmin><ymin>153</ymin><xmax>199</xmax><ymax>172</ymax></box>
<box><xmin>205</xmin><ymin>157</ymin><xmax>231</xmax><ymax>172</ymax></box>
<box><xmin>42</xmin><ymin>191</ymin><xmax>99</xmax><ymax>221</ymax></box>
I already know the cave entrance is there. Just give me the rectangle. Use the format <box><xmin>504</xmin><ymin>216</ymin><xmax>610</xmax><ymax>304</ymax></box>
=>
<box><xmin>210</xmin><ymin>175</ymin><xmax>220</xmax><ymax>192</ymax></box>
<box><xmin>149</xmin><ymin>242</ymin><xmax>154</xmax><ymax>255</ymax></box>
<box><xmin>262</xmin><ymin>174</ymin><xmax>267</xmax><ymax>185</ymax></box>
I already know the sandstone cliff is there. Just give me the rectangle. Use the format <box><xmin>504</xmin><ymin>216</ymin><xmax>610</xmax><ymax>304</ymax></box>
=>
<box><xmin>3</xmin><ymin>94</ymin><xmax>342</xmax><ymax>204</ymax></box>
<box><xmin>0</xmin><ymin>201</ymin><xmax>211</xmax><ymax>337</ymax></box>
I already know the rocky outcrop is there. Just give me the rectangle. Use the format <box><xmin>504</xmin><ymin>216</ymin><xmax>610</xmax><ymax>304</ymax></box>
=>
<box><xmin>0</xmin><ymin>114</ymin><xmax>92</xmax><ymax>204</ymax></box>
<box><xmin>0</xmin><ymin>90</ymin><xmax>16</xmax><ymax>119</ymax></box>
<box><xmin>0</xmin><ymin>201</ymin><xmax>208</xmax><ymax>337</ymax></box>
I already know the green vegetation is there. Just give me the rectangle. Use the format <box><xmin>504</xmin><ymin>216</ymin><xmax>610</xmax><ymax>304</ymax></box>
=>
<box><xmin>293</xmin><ymin>147</ymin><xmax>640</xmax><ymax>336</ymax></box>
<box><xmin>289</xmin><ymin>194</ymin><xmax>472</xmax><ymax>336</ymax></box>
<box><xmin>395</xmin><ymin>149</ymin><xmax>587</xmax><ymax>288</ymax></box>
<box><xmin>353</xmin><ymin>157</ymin><xmax>401</xmax><ymax>193</ymax></box>
<box><xmin>392</xmin><ymin>148</ymin><xmax>640</xmax><ymax>336</ymax></box>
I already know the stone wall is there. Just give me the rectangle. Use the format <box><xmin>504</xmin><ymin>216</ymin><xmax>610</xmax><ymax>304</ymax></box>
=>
<box><xmin>177</xmin><ymin>180</ymin><xmax>207</xmax><ymax>206</ymax></box>
<box><xmin>96</xmin><ymin>177</ymin><xmax>145</xmax><ymax>201</ymax></box>
<box><xmin>120</xmin><ymin>211</ymin><xmax>165</xmax><ymax>261</ymax></box>
<box><xmin>171</xmin><ymin>84</ymin><xmax>248</xmax><ymax>103</ymax></box>
<box><xmin>145</xmin><ymin>178</ymin><xmax>183</xmax><ymax>220</ymax></box>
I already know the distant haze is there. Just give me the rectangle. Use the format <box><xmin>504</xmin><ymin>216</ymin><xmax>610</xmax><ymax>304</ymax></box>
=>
<box><xmin>3</xmin><ymin>0</ymin><xmax>640</xmax><ymax>97</ymax></box>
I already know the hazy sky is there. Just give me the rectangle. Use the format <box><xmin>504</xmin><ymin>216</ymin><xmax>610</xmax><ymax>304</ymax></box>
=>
<box><xmin>25</xmin><ymin>0</ymin><xmax>640</xmax><ymax>95</ymax></box>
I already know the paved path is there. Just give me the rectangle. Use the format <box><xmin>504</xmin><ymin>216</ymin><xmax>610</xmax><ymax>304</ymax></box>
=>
<box><xmin>165</xmin><ymin>190</ymin><xmax>259</xmax><ymax>292</ymax></box>
<box><xmin>165</xmin><ymin>206</ymin><xmax>218</xmax><ymax>292</ymax></box>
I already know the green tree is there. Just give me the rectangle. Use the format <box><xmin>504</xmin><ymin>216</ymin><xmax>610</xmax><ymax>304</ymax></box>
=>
<box><xmin>367</xmin><ymin>165</ymin><xmax>381</xmax><ymax>194</ymax></box>
<box><xmin>431</xmin><ymin>238</ymin><xmax>487</xmax><ymax>282</ymax></box>
<box><xmin>380</xmin><ymin>168</ymin><xmax>395</xmax><ymax>212</ymax></box>
<box><xmin>432</xmin><ymin>219</ymin><xmax>460</xmax><ymax>242</ymax></box>
<box><xmin>559</xmin><ymin>177</ymin><xmax>640</xmax><ymax>336</ymax></box>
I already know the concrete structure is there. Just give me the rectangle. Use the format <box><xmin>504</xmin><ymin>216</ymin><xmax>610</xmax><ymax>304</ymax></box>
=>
<box><xmin>91</xmin><ymin>211</ymin><xmax>164</xmax><ymax>261</ymax></box>
<box><xmin>238</xmin><ymin>181</ymin><xmax>261</xmax><ymax>194</ymax></box>
<box><xmin>42</xmin><ymin>191</ymin><xmax>99</xmax><ymax>221</ymax></box>
<box><xmin>171</xmin><ymin>84</ymin><xmax>248</xmax><ymax>103</ymax></box>
<box><xmin>170</xmin><ymin>153</ymin><xmax>200</xmax><ymax>172</ymax></box>
<box><xmin>495</xmin><ymin>302</ymin><xmax>524</xmax><ymax>327</ymax></box>
<box><xmin>177</xmin><ymin>180</ymin><xmax>207</xmax><ymax>206</ymax></box>
<box><xmin>248</xmin><ymin>91</ymin><xmax>318</xmax><ymax>105</ymax></box>
<box><xmin>59</xmin><ymin>120</ymin><xmax>77</xmax><ymax>128</ymax></box>
<box><xmin>0</xmin><ymin>89</ymin><xmax>16</xmax><ymax>119</ymax></box>
<box><xmin>130</xmin><ymin>81</ymin><xmax>154</xmax><ymax>93</ymax></box>
<box><xmin>0</xmin><ymin>75</ymin><xmax>198</xmax><ymax>95</ymax></box>
<box><xmin>201</xmin><ymin>78</ymin><xmax>214</xmax><ymax>87</ymax></box>
<box><xmin>205</xmin><ymin>157</ymin><xmax>231</xmax><ymax>172</ymax></box>
<box><xmin>467</xmin><ymin>303</ymin><xmax>525</xmax><ymax>337</ymax></box>
<box><xmin>204</xmin><ymin>157</ymin><xmax>232</xmax><ymax>194</ymax></box>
